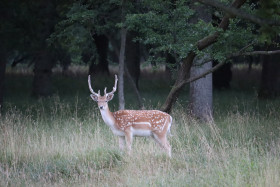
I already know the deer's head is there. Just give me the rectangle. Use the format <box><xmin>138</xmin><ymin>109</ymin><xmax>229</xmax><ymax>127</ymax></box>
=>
<box><xmin>88</xmin><ymin>75</ymin><xmax>118</xmax><ymax>110</ymax></box>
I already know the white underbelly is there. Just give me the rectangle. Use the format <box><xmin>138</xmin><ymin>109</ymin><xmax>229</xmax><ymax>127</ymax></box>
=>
<box><xmin>131</xmin><ymin>128</ymin><xmax>152</xmax><ymax>137</ymax></box>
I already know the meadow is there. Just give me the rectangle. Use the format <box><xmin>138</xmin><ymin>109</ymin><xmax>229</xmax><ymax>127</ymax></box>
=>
<box><xmin>1</xmin><ymin>65</ymin><xmax>280</xmax><ymax>186</ymax></box>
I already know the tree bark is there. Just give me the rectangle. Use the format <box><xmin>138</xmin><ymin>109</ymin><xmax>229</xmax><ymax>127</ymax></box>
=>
<box><xmin>107</xmin><ymin>33</ymin><xmax>144</xmax><ymax>109</ymax></box>
<box><xmin>89</xmin><ymin>34</ymin><xmax>110</xmax><ymax>75</ymax></box>
<box><xmin>125</xmin><ymin>65</ymin><xmax>144</xmax><ymax>109</ymax></box>
<box><xmin>165</xmin><ymin>53</ymin><xmax>177</xmax><ymax>79</ymax></box>
<box><xmin>118</xmin><ymin>27</ymin><xmax>127</xmax><ymax>110</ymax></box>
<box><xmin>126</xmin><ymin>31</ymin><xmax>140</xmax><ymax>89</ymax></box>
<box><xmin>32</xmin><ymin>0</ymin><xmax>57</xmax><ymax>98</ymax></box>
<box><xmin>190</xmin><ymin>56</ymin><xmax>213</xmax><ymax>121</ymax></box>
<box><xmin>259</xmin><ymin>45</ymin><xmax>280</xmax><ymax>98</ymax></box>
<box><xmin>32</xmin><ymin>50</ymin><xmax>54</xmax><ymax>97</ymax></box>
<box><xmin>0</xmin><ymin>57</ymin><xmax>6</xmax><ymax>111</ymax></box>
<box><xmin>189</xmin><ymin>3</ymin><xmax>213</xmax><ymax>121</ymax></box>
<box><xmin>213</xmin><ymin>60</ymin><xmax>232</xmax><ymax>89</ymax></box>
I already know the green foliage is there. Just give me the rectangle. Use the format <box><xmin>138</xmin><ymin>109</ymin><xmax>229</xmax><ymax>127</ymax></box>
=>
<box><xmin>2</xmin><ymin>0</ymin><xmax>280</xmax><ymax>69</ymax></box>
<box><xmin>125</xmin><ymin>0</ymin><xmax>279</xmax><ymax>66</ymax></box>
<box><xmin>211</xmin><ymin>18</ymin><xmax>256</xmax><ymax>61</ymax></box>
<box><xmin>126</xmin><ymin>0</ymin><xmax>200</xmax><ymax>62</ymax></box>
<box><xmin>49</xmin><ymin>0</ymin><xmax>122</xmax><ymax>64</ymax></box>
<box><xmin>256</xmin><ymin>0</ymin><xmax>280</xmax><ymax>43</ymax></box>
<box><xmin>1</xmin><ymin>0</ymin><xmax>58</xmax><ymax>55</ymax></box>
<box><xmin>126</xmin><ymin>0</ymin><xmax>254</xmax><ymax>66</ymax></box>
<box><xmin>48</xmin><ymin>3</ymin><xmax>94</xmax><ymax>64</ymax></box>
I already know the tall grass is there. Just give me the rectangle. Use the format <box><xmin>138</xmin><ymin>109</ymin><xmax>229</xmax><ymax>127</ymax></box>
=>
<box><xmin>1</xmin><ymin>95</ymin><xmax>280</xmax><ymax>186</ymax></box>
<box><xmin>1</xmin><ymin>65</ymin><xmax>280</xmax><ymax>186</ymax></box>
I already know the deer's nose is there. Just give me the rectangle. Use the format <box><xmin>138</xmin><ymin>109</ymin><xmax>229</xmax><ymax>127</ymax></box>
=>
<box><xmin>99</xmin><ymin>106</ymin><xmax>104</xmax><ymax>110</ymax></box>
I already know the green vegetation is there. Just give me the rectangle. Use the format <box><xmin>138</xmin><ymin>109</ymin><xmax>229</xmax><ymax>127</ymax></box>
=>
<box><xmin>1</xmin><ymin>66</ymin><xmax>280</xmax><ymax>186</ymax></box>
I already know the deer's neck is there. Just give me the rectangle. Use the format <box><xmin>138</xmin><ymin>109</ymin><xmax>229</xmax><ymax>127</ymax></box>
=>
<box><xmin>100</xmin><ymin>107</ymin><xmax>115</xmax><ymax>127</ymax></box>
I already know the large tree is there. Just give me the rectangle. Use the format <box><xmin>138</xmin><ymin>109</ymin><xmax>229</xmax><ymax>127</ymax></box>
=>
<box><xmin>0</xmin><ymin>0</ymin><xmax>10</xmax><ymax>110</ymax></box>
<box><xmin>126</xmin><ymin>0</ymin><xmax>280</xmax><ymax>114</ymax></box>
<box><xmin>51</xmin><ymin>0</ymin><xmax>145</xmax><ymax>109</ymax></box>
<box><xmin>190</xmin><ymin>56</ymin><xmax>213</xmax><ymax>121</ymax></box>
<box><xmin>0</xmin><ymin>0</ymin><xmax>26</xmax><ymax>109</ymax></box>
<box><xmin>0</xmin><ymin>0</ymin><xmax>55</xmax><ymax>106</ymax></box>
<box><xmin>0</xmin><ymin>0</ymin><xmax>69</xmax><ymax>98</ymax></box>
<box><xmin>27</xmin><ymin>1</ymin><xmax>60</xmax><ymax>97</ymax></box>
<box><xmin>126</xmin><ymin>31</ymin><xmax>141</xmax><ymax>89</ymax></box>
<box><xmin>189</xmin><ymin>4</ymin><xmax>213</xmax><ymax>121</ymax></box>
<box><xmin>126</xmin><ymin>0</ymin><xmax>247</xmax><ymax>113</ymax></box>
<box><xmin>259</xmin><ymin>42</ymin><xmax>280</xmax><ymax>98</ymax></box>
<box><xmin>0</xmin><ymin>53</ymin><xmax>6</xmax><ymax>111</ymax></box>
<box><xmin>88</xmin><ymin>34</ymin><xmax>110</xmax><ymax>75</ymax></box>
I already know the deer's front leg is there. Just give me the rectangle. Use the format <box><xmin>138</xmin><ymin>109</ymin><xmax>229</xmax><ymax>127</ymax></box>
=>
<box><xmin>118</xmin><ymin>136</ymin><xmax>125</xmax><ymax>151</ymax></box>
<box><xmin>153</xmin><ymin>133</ymin><xmax>172</xmax><ymax>157</ymax></box>
<box><xmin>124</xmin><ymin>128</ymin><xmax>133</xmax><ymax>155</ymax></box>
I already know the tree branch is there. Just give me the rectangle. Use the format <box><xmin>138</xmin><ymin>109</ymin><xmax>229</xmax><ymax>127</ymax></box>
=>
<box><xmin>232</xmin><ymin>50</ymin><xmax>280</xmax><ymax>56</ymax></box>
<box><xmin>160</xmin><ymin>52</ymin><xmax>195</xmax><ymax>113</ymax></box>
<box><xmin>183</xmin><ymin>61</ymin><xmax>225</xmax><ymax>86</ymax></box>
<box><xmin>196</xmin><ymin>0</ymin><xmax>280</xmax><ymax>26</ymax></box>
<box><xmin>181</xmin><ymin>49</ymin><xmax>280</xmax><ymax>87</ymax></box>
<box><xmin>197</xmin><ymin>0</ymin><xmax>247</xmax><ymax>50</ymax></box>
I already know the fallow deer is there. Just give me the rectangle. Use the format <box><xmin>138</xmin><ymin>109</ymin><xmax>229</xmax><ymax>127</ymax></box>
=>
<box><xmin>88</xmin><ymin>75</ymin><xmax>173</xmax><ymax>157</ymax></box>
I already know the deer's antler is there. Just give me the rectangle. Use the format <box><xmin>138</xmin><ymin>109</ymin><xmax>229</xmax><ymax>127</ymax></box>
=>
<box><xmin>88</xmin><ymin>75</ymin><xmax>100</xmax><ymax>96</ymax></box>
<box><xmin>106</xmin><ymin>75</ymin><xmax>118</xmax><ymax>96</ymax></box>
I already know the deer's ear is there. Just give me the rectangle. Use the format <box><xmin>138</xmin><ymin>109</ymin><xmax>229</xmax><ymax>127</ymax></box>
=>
<box><xmin>90</xmin><ymin>94</ymin><xmax>99</xmax><ymax>102</ymax></box>
<box><xmin>106</xmin><ymin>93</ymin><xmax>114</xmax><ymax>101</ymax></box>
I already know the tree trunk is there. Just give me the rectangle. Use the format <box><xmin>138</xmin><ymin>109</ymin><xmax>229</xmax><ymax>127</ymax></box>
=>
<box><xmin>161</xmin><ymin>52</ymin><xmax>195</xmax><ymax>113</ymax></box>
<box><xmin>126</xmin><ymin>31</ymin><xmax>140</xmax><ymax>89</ymax></box>
<box><xmin>31</xmin><ymin>0</ymin><xmax>57</xmax><ymax>97</ymax></box>
<box><xmin>32</xmin><ymin>50</ymin><xmax>54</xmax><ymax>97</ymax></box>
<box><xmin>165</xmin><ymin>53</ymin><xmax>177</xmax><ymax>79</ymax></box>
<box><xmin>189</xmin><ymin>4</ymin><xmax>213</xmax><ymax>121</ymax></box>
<box><xmin>0</xmin><ymin>57</ymin><xmax>6</xmax><ymax>111</ymax></box>
<box><xmin>89</xmin><ymin>34</ymin><xmax>109</xmax><ymax>75</ymax></box>
<box><xmin>213</xmin><ymin>60</ymin><xmax>232</xmax><ymax>89</ymax></box>
<box><xmin>259</xmin><ymin>47</ymin><xmax>280</xmax><ymax>98</ymax></box>
<box><xmin>107</xmin><ymin>33</ymin><xmax>144</xmax><ymax>109</ymax></box>
<box><xmin>190</xmin><ymin>56</ymin><xmax>213</xmax><ymax>121</ymax></box>
<box><xmin>118</xmin><ymin>27</ymin><xmax>127</xmax><ymax>110</ymax></box>
<box><xmin>125</xmin><ymin>65</ymin><xmax>144</xmax><ymax>109</ymax></box>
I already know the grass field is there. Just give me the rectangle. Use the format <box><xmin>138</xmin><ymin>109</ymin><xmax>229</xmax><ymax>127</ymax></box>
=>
<box><xmin>1</xmin><ymin>65</ymin><xmax>280</xmax><ymax>186</ymax></box>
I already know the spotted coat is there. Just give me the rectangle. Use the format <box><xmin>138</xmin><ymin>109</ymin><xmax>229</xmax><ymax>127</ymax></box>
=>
<box><xmin>112</xmin><ymin>110</ymin><xmax>171</xmax><ymax>133</ymax></box>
